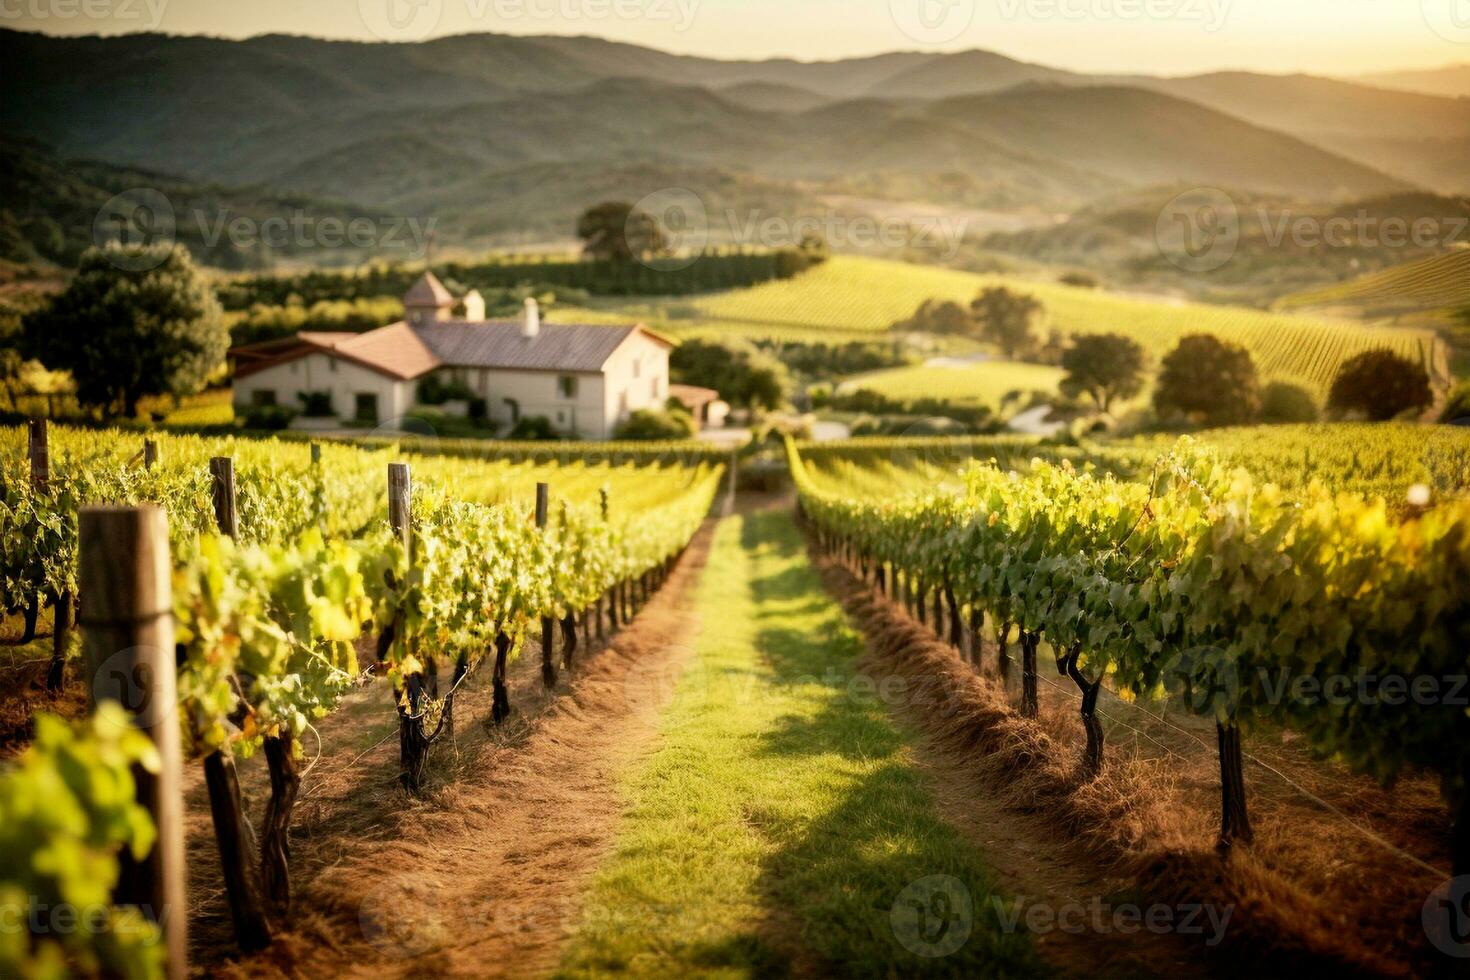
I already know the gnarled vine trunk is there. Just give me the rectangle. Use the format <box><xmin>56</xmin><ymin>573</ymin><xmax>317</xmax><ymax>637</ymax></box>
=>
<box><xmin>45</xmin><ymin>590</ymin><xmax>72</xmax><ymax>691</ymax></box>
<box><xmin>1020</xmin><ymin>630</ymin><xmax>1039</xmax><ymax>719</ymax></box>
<box><xmin>1216</xmin><ymin>721</ymin><xmax>1253</xmax><ymax>849</ymax></box>
<box><xmin>204</xmin><ymin>749</ymin><xmax>273</xmax><ymax>951</ymax></box>
<box><xmin>491</xmin><ymin>632</ymin><xmax>512</xmax><ymax>724</ymax></box>
<box><xmin>260</xmin><ymin>731</ymin><xmax>300</xmax><ymax>916</ymax></box>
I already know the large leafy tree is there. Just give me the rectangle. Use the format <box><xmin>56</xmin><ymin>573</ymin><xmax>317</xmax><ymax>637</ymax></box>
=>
<box><xmin>893</xmin><ymin>299</ymin><xmax>972</xmax><ymax>335</ymax></box>
<box><xmin>670</xmin><ymin>338</ymin><xmax>788</xmax><ymax>411</ymax></box>
<box><xmin>1327</xmin><ymin>349</ymin><xmax>1432</xmax><ymax>421</ymax></box>
<box><xmin>1059</xmin><ymin>333</ymin><xmax>1147</xmax><ymax>413</ymax></box>
<box><xmin>1153</xmin><ymin>334</ymin><xmax>1260</xmax><ymax>427</ymax></box>
<box><xmin>970</xmin><ymin>287</ymin><xmax>1042</xmax><ymax>358</ymax></box>
<box><xmin>576</xmin><ymin>202</ymin><xmax>665</xmax><ymax>262</ymax></box>
<box><xmin>23</xmin><ymin>243</ymin><xmax>227</xmax><ymax>417</ymax></box>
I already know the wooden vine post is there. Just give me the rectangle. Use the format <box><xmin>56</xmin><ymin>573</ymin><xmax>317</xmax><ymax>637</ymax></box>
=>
<box><xmin>21</xmin><ymin>420</ymin><xmax>48</xmax><ymax>643</ymax></box>
<box><xmin>143</xmin><ymin>439</ymin><xmax>158</xmax><ymax>469</ymax></box>
<box><xmin>536</xmin><ymin>482</ymin><xmax>557</xmax><ymax>689</ymax></box>
<box><xmin>204</xmin><ymin>457</ymin><xmax>273</xmax><ymax>950</ymax></box>
<box><xmin>38</xmin><ymin>419</ymin><xmax>75</xmax><ymax>691</ymax></box>
<box><xmin>723</xmin><ymin>450</ymin><xmax>737</xmax><ymax>516</ymax></box>
<box><xmin>79</xmin><ymin>506</ymin><xmax>188</xmax><ymax>980</ymax></box>
<box><xmin>388</xmin><ymin>462</ymin><xmax>429</xmax><ymax>792</ymax></box>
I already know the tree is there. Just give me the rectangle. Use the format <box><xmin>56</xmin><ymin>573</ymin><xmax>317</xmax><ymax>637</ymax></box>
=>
<box><xmin>576</xmin><ymin>202</ymin><xmax>665</xmax><ymax>262</ymax></box>
<box><xmin>23</xmin><ymin>243</ymin><xmax>227</xmax><ymax>418</ymax></box>
<box><xmin>970</xmin><ymin>287</ymin><xmax>1043</xmax><ymax>358</ymax></box>
<box><xmin>670</xmin><ymin>338</ymin><xmax>788</xmax><ymax>411</ymax></box>
<box><xmin>1327</xmin><ymin>349</ymin><xmax>1432</xmax><ymax>421</ymax></box>
<box><xmin>1153</xmin><ymin>334</ymin><xmax>1261</xmax><ymax>426</ymax></box>
<box><xmin>1059</xmin><ymin>334</ymin><xmax>1147</xmax><ymax>413</ymax></box>
<box><xmin>893</xmin><ymin>299</ymin><xmax>972</xmax><ymax>335</ymax></box>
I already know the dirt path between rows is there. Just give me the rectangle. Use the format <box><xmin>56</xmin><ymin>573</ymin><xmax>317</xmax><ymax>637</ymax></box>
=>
<box><xmin>809</xmin><ymin>543</ymin><xmax>1431</xmax><ymax>979</ymax></box>
<box><xmin>198</xmin><ymin>521</ymin><xmax>717</xmax><ymax>979</ymax></box>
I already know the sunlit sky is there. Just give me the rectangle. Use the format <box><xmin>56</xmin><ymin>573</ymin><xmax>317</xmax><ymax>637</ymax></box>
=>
<box><xmin>5</xmin><ymin>0</ymin><xmax>1468</xmax><ymax>75</ymax></box>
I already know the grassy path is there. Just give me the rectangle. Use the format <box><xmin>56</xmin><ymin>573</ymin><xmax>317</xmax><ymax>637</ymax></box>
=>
<box><xmin>558</xmin><ymin>510</ymin><xmax>1040</xmax><ymax>978</ymax></box>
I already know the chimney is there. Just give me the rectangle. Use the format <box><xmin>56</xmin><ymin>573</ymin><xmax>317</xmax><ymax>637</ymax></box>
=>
<box><xmin>462</xmin><ymin>289</ymin><xmax>485</xmax><ymax>322</ymax></box>
<box><xmin>521</xmin><ymin>297</ymin><xmax>540</xmax><ymax>338</ymax></box>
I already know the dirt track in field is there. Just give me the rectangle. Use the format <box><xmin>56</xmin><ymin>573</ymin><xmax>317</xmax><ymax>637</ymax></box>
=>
<box><xmin>808</xmin><ymin>542</ymin><xmax>1445</xmax><ymax>980</ymax></box>
<box><xmin>201</xmin><ymin>521</ymin><xmax>715</xmax><ymax>979</ymax></box>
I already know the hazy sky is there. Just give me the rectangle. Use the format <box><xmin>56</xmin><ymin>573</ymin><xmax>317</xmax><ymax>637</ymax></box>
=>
<box><xmin>5</xmin><ymin>0</ymin><xmax>1468</xmax><ymax>74</ymax></box>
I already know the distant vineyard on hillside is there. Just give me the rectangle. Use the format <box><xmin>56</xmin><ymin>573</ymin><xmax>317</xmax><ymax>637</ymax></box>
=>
<box><xmin>595</xmin><ymin>257</ymin><xmax>1447</xmax><ymax>397</ymax></box>
<box><xmin>1278</xmin><ymin>248</ymin><xmax>1470</xmax><ymax>316</ymax></box>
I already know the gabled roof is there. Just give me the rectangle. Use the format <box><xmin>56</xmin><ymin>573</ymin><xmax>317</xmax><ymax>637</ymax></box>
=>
<box><xmin>403</xmin><ymin>270</ymin><xmax>454</xmax><ymax>308</ymax></box>
<box><xmin>415</xmin><ymin>320</ymin><xmax>667</xmax><ymax>373</ymax></box>
<box><xmin>232</xmin><ymin>320</ymin><xmax>668</xmax><ymax>381</ymax></box>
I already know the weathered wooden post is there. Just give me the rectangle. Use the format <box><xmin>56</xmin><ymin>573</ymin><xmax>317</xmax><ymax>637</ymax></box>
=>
<box><xmin>723</xmin><ymin>450</ymin><xmax>737</xmax><ymax>516</ymax></box>
<box><xmin>79</xmin><ymin>506</ymin><xmax>188</xmax><ymax>979</ymax></box>
<box><xmin>143</xmin><ymin>439</ymin><xmax>158</xmax><ymax>470</ymax></box>
<box><xmin>209</xmin><ymin>457</ymin><xmax>239</xmax><ymax>539</ymax></box>
<box><xmin>28</xmin><ymin>417</ymin><xmax>49</xmax><ymax>492</ymax></box>
<box><xmin>536</xmin><ymin>482</ymin><xmax>557</xmax><ymax>689</ymax></box>
<box><xmin>388</xmin><ymin>463</ymin><xmax>411</xmax><ymax>547</ymax></box>
<box><xmin>387</xmin><ymin>463</ymin><xmax>432</xmax><ymax>791</ymax></box>
<box><xmin>310</xmin><ymin>442</ymin><xmax>322</xmax><ymax>466</ymax></box>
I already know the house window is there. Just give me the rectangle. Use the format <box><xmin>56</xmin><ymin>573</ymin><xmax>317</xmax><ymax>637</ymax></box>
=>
<box><xmin>504</xmin><ymin>398</ymin><xmax>520</xmax><ymax>423</ymax></box>
<box><xmin>355</xmin><ymin>393</ymin><xmax>379</xmax><ymax>423</ymax></box>
<box><xmin>289</xmin><ymin>362</ymin><xmax>299</xmax><ymax>375</ymax></box>
<box><xmin>328</xmin><ymin>359</ymin><xmax>338</xmax><ymax>373</ymax></box>
<box><xmin>251</xmin><ymin>390</ymin><xmax>277</xmax><ymax>407</ymax></box>
<box><xmin>650</xmin><ymin>377</ymin><xmax>658</xmax><ymax>399</ymax></box>
<box><xmin>478</xmin><ymin>369</ymin><xmax>488</xmax><ymax>392</ymax></box>
<box><xmin>632</xmin><ymin>358</ymin><xmax>641</xmax><ymax>379</ymax></box>
<box><xmin>557</xmin><ymin>375</ymin><xmax>578</xmax><ymax>399</ymax></box>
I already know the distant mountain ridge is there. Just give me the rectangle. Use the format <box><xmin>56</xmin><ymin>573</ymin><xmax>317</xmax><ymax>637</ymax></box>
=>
<box><xmin>3</xmin><ymin>28</ymin><xmax>1458</xmax><ymax>251</ymax></box>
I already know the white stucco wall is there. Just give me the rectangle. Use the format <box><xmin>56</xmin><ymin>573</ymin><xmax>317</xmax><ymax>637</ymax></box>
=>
<box><xmin>602</xmin><ymin>334</ymin><xmax>671</xmax><ymax>435</ymax></box>
<box><xmin>233</xmin><ymin>353</ymin><xmax>410</xmax><ymax>423</ymax></box>
<box><xmin>447</xmin><ymin>366</ymin><xmax>608</xmax><ymax>439</ymax></box>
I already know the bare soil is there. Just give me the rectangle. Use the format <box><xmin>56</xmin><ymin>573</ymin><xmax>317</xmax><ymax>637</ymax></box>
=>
<box><xmin>810</xmin><ymin>543</ymin><xmax>1451</xmax><ymax>979</ymax></box>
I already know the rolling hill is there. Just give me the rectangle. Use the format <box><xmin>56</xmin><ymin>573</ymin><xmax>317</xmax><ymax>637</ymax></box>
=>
<box><xmin>0</xmin><ymin>27</ymin><xmax>1440</xmax><ymax>241</ymax></box>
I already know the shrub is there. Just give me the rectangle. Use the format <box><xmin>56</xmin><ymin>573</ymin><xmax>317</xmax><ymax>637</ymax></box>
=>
<box><xmin>1260</xmin><ymin>381</ymin><xmax>1319</xmax><ymax>423</ymax></box>
<box><xmin>1058</xmin><ymin>272</ymin><xmax>1098</xmax><ymax>289</ymax></box>
<box><xmin>416</xmin><ymin>374</ymin><xmax>476</xmax><ymax>406</ymax></box>
<box><xmin>1327</xmin><ymin>349</ymin><xmax>1433</xmax><ymax>421</ymax></box>
<box><xmin>613</xmin><ymin>407</ymin><xmax>698</xmax><ymax>440</ymax></box>
<box><xmin>239</xmin><ymin>404</ymin><xmax>297</xmax><ymax>430</ymax></box>
<box><xmin>508</xmin><ymin>415</ymin><xmax>561</xmax><ymax>440</ymax></box>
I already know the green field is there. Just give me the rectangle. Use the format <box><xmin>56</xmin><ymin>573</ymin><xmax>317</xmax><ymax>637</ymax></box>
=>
<box><xmin>575</xmin><ymin>256</ymin><xmax>1448</xmax><ymax>397</ymax></box>
<box><xmin>843</xmin><ymin>360</ymin><xmax>1067</xmax><ymax>409</ymax></box>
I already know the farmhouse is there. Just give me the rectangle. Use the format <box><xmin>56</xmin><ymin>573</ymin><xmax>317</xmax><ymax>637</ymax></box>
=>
<box><xmin>231</xmin><ymin>272</ymin><xmax>674</xmax><ymax>439</ymax></box>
